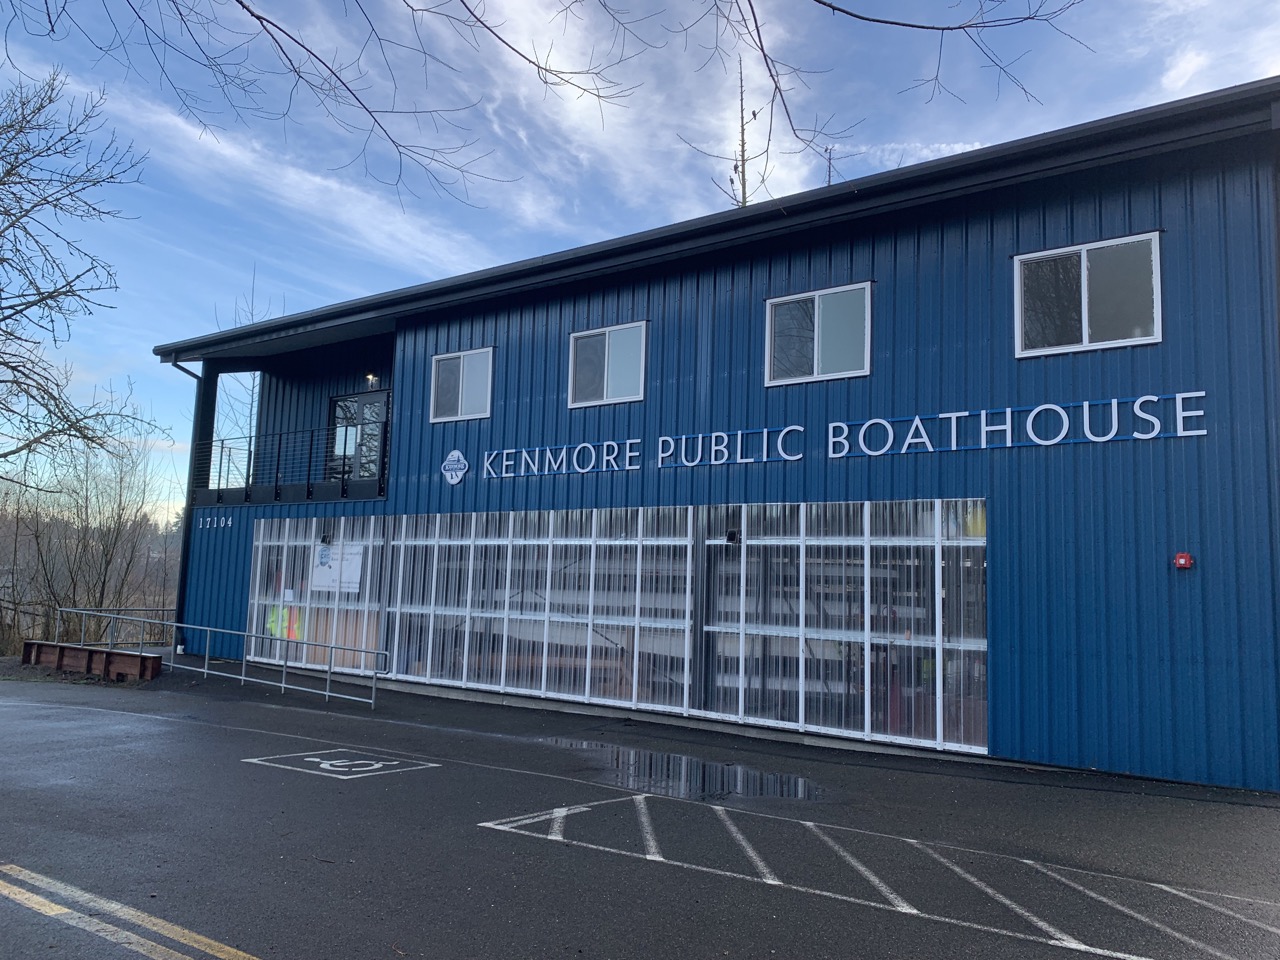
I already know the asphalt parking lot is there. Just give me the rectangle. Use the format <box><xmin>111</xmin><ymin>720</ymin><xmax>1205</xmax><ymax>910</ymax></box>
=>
<box><xmin>1</xmin><ymin>666</ymin><xmax>1278</xmax><ymax>960</ymax></box>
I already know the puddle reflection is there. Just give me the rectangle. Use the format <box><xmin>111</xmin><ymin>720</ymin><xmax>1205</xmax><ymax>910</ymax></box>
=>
<box><xmin>547</xmin><ymin>738</ymin><xmax>820</xmax><ymax>801</ymax></box>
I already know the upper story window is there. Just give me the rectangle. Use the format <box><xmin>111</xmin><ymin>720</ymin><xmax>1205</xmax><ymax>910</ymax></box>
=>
<box><xmin>569</xmin><ymin>321</ymin><xmax>646</xmax><ymax>407</ymax></box>
<box><xmin>766</xmin><ymin>282</ymin><xmax>871</xmax><ymax>386</ymax></box>
<box><xmin>431</xmin><ymin>347</ymin><xmax>492</xmax><ymax>422</ymax></box>
<box><xmin>1015</xmin><ymin>232</ymin><xmax>1161</xmax><ymax>357</ymax></box>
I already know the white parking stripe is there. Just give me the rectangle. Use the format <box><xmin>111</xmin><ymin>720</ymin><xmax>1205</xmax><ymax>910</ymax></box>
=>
<box><xmin>713</xmin><ymin>806</ymin><xmax>780</xmax><ymax>885</ymax></box>
<box><xmin>548</xmin><ymin>807</ymin><xmax>570</xmax><ymax>841</ymax></box>
<box><xmin>1153</xmin><ymin>884</ymin><xmax>1280</xmax><ymax>938</ymax></box>
<box><xmin>633</xmin><ymin>795</ymin><xmax>664</xmax><ymax>861</ymax></box>
<box><xmin>805</xmin><ymin>823</ymin><xmax>917</xmax><ymax>913</ymax></box>
<box><xmin>479</xmin><ymin>824</ymin><xmax>1158</xmax><ymax>960</ymax></box>
<box><xmin>478</xmin><ymin>796</ymin><xmax>628</xmax><ymax>831</ymax></box>
<box><xmin>480</xmin><ymin>794</ymin><xmax>1262</xmax><ymax>960</ymax></box>
<box><xmin>913</xmin><ymin>843</ymin><xmax>1082</xmax><ymax>945</ymax></box>
<box><xmin>1030</xmin><ymin>863</ymin><xmax>1243</xmax><ymax>960</ymax></box>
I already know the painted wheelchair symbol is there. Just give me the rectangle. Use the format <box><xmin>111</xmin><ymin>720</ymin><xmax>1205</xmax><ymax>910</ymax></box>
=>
<box><xmin>304</xmin><ymin>757</ymin><xmax>400</xmax><ymax>773</ymax></box>
<box><xmin>243</xmin><ymin>749</ymin><xmax>440</xmax><ymax>779</ymax></box>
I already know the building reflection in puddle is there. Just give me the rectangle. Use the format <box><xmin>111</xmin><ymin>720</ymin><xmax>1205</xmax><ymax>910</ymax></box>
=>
<box><xmin>547</xmin><ymin>738</ymin><xmax>820</xmax><ymax>801</ymax></box>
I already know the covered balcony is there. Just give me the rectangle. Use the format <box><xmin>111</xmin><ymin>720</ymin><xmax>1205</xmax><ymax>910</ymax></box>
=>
<box><xmin>192</xmin><ymin>409</ymin><xmax>390</xmax><ymax>505</ymax></box>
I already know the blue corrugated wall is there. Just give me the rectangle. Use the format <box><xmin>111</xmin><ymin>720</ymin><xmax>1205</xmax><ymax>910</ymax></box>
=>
<box><xmin>256</xmin><ymin>338</ymin><xmax>394</xmax><ymax>437</ymax></box>
<box><xmin>183</xmin><ymin>137</ymin><xmax>1280</xmax><ymax>790</ymax></box>
<box><xmin>184</xmin><ymin>499</ymin><xmax>387</xmax><ymax>658</ymax></box>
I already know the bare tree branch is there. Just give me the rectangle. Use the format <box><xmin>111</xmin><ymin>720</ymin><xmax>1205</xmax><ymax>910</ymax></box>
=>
<box><xmin>0</xmin><ymin>72</ymin><xmax>157</xmax><ymax>478</ymax></box>
<box><xmin>1</xmin><ymin>1</ymin><xmax>1089</xmax><ymax>198</ymax></box>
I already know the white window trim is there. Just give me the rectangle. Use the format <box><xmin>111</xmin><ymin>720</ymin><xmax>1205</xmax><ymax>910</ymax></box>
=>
<box><xmin>764</xmin><ymin>281</ymin><xmax>872</xmax><ymax>387</ymax></box>
<box><xmin>568</xmin><ymin>320</ymin><xmax>647</xmax><ymax>409</ymax></box>
<box><xmin>1014</xmin><ymin>231</ymin><xmax>1163</xmax><ymax>358</ymax></box>
<box><xmin>430</xmin><ymin>346</ymin><xmax>493</xmax><ymax>423</ymax></box>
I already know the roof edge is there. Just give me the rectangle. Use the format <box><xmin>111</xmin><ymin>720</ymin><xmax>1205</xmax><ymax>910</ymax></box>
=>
<box><xmin>155</xmin><ymin>74</ymin><xmax>1280</xmax><ymax>363</ymax></box>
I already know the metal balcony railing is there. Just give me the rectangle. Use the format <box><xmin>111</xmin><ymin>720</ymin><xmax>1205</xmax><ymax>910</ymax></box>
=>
<box><xmin>192</xmin><ymin>422</ymin><xmax>390</xmax><ymax>503</ymax></box>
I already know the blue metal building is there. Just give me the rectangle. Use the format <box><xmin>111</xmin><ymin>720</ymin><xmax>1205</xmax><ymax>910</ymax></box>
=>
<box><xmin>156</xmin><ymin>77</ymin><xmax>1280</xmax><ymax>792</ymax></box>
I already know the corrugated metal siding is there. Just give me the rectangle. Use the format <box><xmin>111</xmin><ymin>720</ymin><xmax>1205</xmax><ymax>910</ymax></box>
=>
<box><xmin>256</xmin><ymin>337</ymin><xmax>394</xmax><ymax>438</ymax></box>
<box><xmin>182</xmin><ymin>500</ymin><xmax>387</xmax><ymax>657</ymax></box>
<box><xmin>183</xmin><ymin>511</ymin><xmax>254</xmax><ymax>657</ymax></box>
<box><xmin>183</xmin><ymin>136</ymin><xmax>1280</xmax><ymax>790</ymax></box>
<box><xmin>987</xmin><ymin>150</ymin><xmax>1280</xmax><ymax>790</ymax></box>
<box><xmin>247</xmin><ymin>338</ymin><xmax>394</xmax><ymax>486</ymax></box>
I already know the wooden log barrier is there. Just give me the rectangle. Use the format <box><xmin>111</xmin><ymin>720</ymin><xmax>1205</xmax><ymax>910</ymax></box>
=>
<box><xmin>21</xmin><ymin>641</ymin><xmax>163</xmax><ymax>682</ymax></box>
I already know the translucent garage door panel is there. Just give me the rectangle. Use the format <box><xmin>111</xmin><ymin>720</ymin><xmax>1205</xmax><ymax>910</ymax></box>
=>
<box><xmin>589</xmin><ymin>623</ymin><xmax>635</xmax><ymax>702</ymax></box>
<box><xmin>249</xmin><ymin>498</ymin><xmax>987</xmax><ymax>754</ymax></box>
<box><xmin>637</xmin><ymin>627</ymin><xmax>686</xmax><ymax>709</ymax></box>
<box><xmin>943</xmin><ymin>544</ymin><xmax>988</xmax><ymax>749</ymax></box>
<box><xmin>805</xmin><ymin>638</ymin><xmax>864</xmax><ymax>733</ymax></box>
<box><xmin>546</xmin><ymin>620</ymin><xmax>589</xmax><ymax>697</ymax></box>
<box><xmin>504</xmin><ymin>621</ymin><xmax>545</xmax><ymax>693</ymax></box>
<box><xmin>744</xmin><ymin>633</ymin><xmax>799</xmax><ymax>724</ymax></box>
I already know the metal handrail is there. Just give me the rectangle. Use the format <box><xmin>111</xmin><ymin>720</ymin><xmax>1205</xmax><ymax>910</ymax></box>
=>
<box><xmin>193</xmin><ymin>420</ymin><xmax>390</xmax><ymax>499</ymax></box>
<box><xmin>54</xmin><ymin>607</ymin><xmax>389</xmax><ymax>708</ymax></box>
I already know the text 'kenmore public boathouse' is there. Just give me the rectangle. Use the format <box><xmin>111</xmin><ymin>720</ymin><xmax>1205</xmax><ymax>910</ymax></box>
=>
<box><xmin>157</xmin><ymin>76</ymin><xmax>1280</xmax><ymax>792</ymax></box>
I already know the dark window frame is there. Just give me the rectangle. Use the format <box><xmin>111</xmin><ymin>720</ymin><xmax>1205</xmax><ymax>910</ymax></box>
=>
<box><xmin>328</xmin><ymin>389</ymin><xmax>389</xmax><ymax>483</ymax></box>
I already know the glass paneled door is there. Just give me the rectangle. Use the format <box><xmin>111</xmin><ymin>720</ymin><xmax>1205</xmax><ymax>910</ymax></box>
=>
<box><xmin>330</xmin><ymin>391</ymin><xmax>388</xmax><ymax>482</ymax></box>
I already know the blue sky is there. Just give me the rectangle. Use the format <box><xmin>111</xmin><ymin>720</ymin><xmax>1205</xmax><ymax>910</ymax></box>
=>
<box><xmin>7</xmin><ymin>0</ymin><xmax>1280</xmax><ymax>507</ymax></box>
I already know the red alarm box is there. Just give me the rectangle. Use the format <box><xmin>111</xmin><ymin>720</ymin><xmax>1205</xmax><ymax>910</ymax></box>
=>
<box><xmin>1174</xmin><ymin>552</ymin><xmax>1194</xmax><ymax>570</ymax></box>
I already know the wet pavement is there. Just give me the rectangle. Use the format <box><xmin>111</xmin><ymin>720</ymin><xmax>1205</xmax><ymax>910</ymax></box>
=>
<box><xmin>1</xmin><ymin>664</ymin><xmax>1278</xmax><ymax>959</ymax></box>
<box><xmin>543</xmin><ymin>738</ymin><xmax>822</xmax><ymax>800</ymax></box>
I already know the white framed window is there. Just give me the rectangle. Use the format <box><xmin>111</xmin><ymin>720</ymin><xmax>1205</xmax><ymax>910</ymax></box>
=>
<box><xmin>569</xmin><ymin>321</ymin><xmax>646</xmax><ymax>408</ymax></box>
<box><xmin>430</xmin><ymin>347</ymin><xmax>492</xmax><ymax>422</ymax></box>
<box><xmin>765</xmin><ymin>282</ymin><xmax>871</xmax><ymax>386</ymax></box>
<box><xmin>1015</xmin><ymin>232</ymin><xmax>1161</xmax><ymax>357</ymax></box>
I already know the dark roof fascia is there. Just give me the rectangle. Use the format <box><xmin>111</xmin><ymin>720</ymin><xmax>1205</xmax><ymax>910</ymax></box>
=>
<box><xmin>154</xmin><ymin>75</ymin><xmax>1280</xmax><ymax>364</ymax></box>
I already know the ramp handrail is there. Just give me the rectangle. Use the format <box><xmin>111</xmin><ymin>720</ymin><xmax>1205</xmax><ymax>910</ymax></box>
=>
<box><xmin>54</xmin><ymin>607</ymin><xmax>389</xmax><ymax>708</ymax></box>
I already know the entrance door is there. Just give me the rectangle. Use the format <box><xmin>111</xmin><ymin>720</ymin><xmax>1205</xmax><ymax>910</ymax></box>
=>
<box><xmin>330</xmin><ymin>391</ymin><xmax>388</xmax><ymax>481</ymax></box>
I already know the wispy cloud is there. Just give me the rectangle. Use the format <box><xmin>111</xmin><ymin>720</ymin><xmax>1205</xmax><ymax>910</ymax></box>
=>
<box><xmin>1161</xmin><ymin>48</ymin><xmax>1210</xmax><ymax>93</ymax></box>
<box><xmin>1129</xmin><ymin>0</ymin><xmax>1280</xmax><ymax>101</ymax></box>
<box><xmin>852</xmin><ymin>141</ymin><xmax>986</xmax><ymax>173</ymax></box>
<box><xmin>412</xmin><ymin>0</ymin><xmax>833</xmax><ymax>234</ymax></box>
<box><xmin>106</xmin><ymin>91</ymin><xmax>498</xmax><ymax>281</ymax></box>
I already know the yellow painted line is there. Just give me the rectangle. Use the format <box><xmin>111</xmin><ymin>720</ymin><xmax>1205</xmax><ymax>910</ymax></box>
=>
<box><xmin>0</xmin><ymin>877</ymin><xmax>70</xmax><ymax>916</ymax></box>
<box><xmin>0</xmin><ymin>864</ymin><xmax>260</xmax><ymax>960</ymax></box>
<box><xmin>0</xmin><ymin>877</ymin><xmax>195</xmax><ymax>960</ymax></box>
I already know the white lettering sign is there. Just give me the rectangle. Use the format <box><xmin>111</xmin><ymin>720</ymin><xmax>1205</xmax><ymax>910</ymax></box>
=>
<box><xmin>473</xmin><ymin>392</ymin><xmax>1206</xmax><ymax>479</ymax></box>
<box><xmin>827</xmin><ymin>392</ymin><xmax>1206</xmax><ymax>459</ymax></box>
<box><xmin>484</xmin><ymin>439</ymin><xmax>643</xmax><ymax>478</ymax></box>
<box><xmin>656</xmin><ymin>426</ymin><xmax>805</xmax><ymax>468</ymax></box>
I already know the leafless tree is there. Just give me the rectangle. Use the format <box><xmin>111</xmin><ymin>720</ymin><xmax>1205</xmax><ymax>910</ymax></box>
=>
<box><xmin>211</xmin><ymin>271</ymin><xmax>274</xmax><ymax>456</ymax></box>
<box><xmin>0</xmin><ymin>433</ymin><xmax>178</xmax><ymax>648</ymax></box>
<box><xmin>1</xmin><ymin>1</ymin><xmax>1087</xmax><ymax>197</ymax></box>
<box><xmin>681</xmin><ymin>56</ymin><xmax>775</xmax><ymax>207</ymax></box>
<box><xmin>0</xmin><ymin>71</ymin><xmax>151</xmax><ymax>482</ymax></box>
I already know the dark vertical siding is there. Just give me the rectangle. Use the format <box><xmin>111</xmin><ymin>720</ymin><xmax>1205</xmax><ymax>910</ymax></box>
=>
<box><xmin>250</xmin><ymin>337</ymin><xmax>394</xmax><ymax>485</ymax></box>
<box><xmin>257</xmin><ymin>337</ymin><xmax>394</xmax><ymax>437</ymax></box>
<box><xmin>182</xmin><ymin>511</ymin><xmax>254</xmax><ymax>657</ymax></box>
